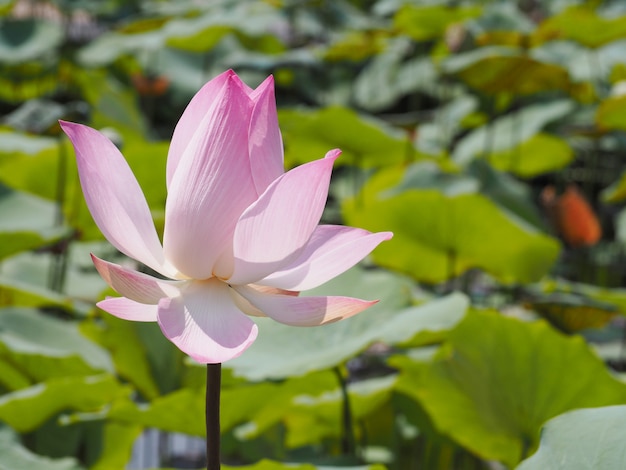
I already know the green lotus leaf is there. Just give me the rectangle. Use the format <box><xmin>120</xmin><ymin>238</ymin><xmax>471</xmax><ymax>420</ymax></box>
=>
<box><xmin>533</xmin><ymin>6</ymin><xmax>626</xmax><ymax>48</ymax></box>
<box><xmin>1</xmin><ymin>242</ymin><xmax>111</xmax><ymax>306</ymax></box>
<box><xmin>467</xmin><ymin>160</ymin><xmax>546</xmax><ymax>230</ymax></box>
<box><xmin>74</xmin><ymin>69</ymin><xmax>149</xmax><ymax>139</ymax></box>
<box><xmin>343</xmin><ymin>165</ymin><xmax>560</xmax><ymax>284</ymax></box>
<box><xmin>222</xmin><ymin>461</ymin><xmax>384</xmax><ymax>470</ymax></box>
<box><xmin>227</xmin><ymin>268</ymin><xmax>466</xmax><ymax>381</ymax></box>
<box><xmin>0</xmin><ymin>276</ymin><xmax>77</xmax><ymax>311</ymax></box>
<box><xmin>391</xmin><ymin>311</ymin><xmax>626</xmax><ymax>468</ymax></box>
<box><xmin>489</xmin><ymin>133</ymin><xmax>573</xmax><ymax>177</ymax></box>
<box><xmin>0</xmin><ymin>424</ymin><xmax>84</xmax><ymax>470</ymax></box>
<box><xmin>106</xmin><ymin>381</ymin><xmax>280</xmax><ymax>437</ymax></box>
<box><xmin>524</xmin><ymin>292</ymin><xmax>617</xmax><ymax>333</ymax></box>
<box><xmin>517</xmin><ymin>405</ymin><xmax>626</xmax><ymax>469</ymax></box>
<box><xmin>539</xmin><ymin>278</ymin><xmax>626</xmax><ymax>317</ymax></box>
<box><xmin>596</xmin><ymin>95</ymin><xmax>626</xmax><ymax>132</ymax></box>
<box><xmin>324</xmin><ymin>30</ymin><xmax>388</xmax><ymax>62</ymax></box>
<box><xmin>80</xmin><ymin>315</ymin><xmax>160</xmax><ymax>400</ymax></box>
<box><xmin>281</xmin><ymin>375</ymin><xmax>397</xmax><ymax>449</ymax></box>
<box><xmin>394</xmin><ymin>4</ymin><xmax>481</xmax><ymax>42</ymax></box>
<box><xmin>462</xmin><ymin>55</ymin><xmax>569</xmax><ymax>95</ymax></box>
<box><xmin>0</xmin><ymin>184</ymin><xmax>68</xmax><ymax>260</ymax></box>
<box><xmin>0</xmin><ymin>307</ymin><xmax>113</xmax><ymax>382</ymax></box>
<box><xmin>352</xmin><ymin>37</ymin><xmax>442</xmax><ymax>112</ymax></box>
<box><xmin>601</xmin><ymin>166</ymin><xmax>626</xmax><ymax>203</ymax></box>
<box><xmin>90</xmin><ymin>422</ymin><xmax>143</xmax><ymax>470</ymax></box>
<box><xmin>77</xmin><ymin>29</ymin><xmax>164</xmax><ymax>67</ymax></box>
<box><xmin>452</xmin><ymin>99</ymin><xmax>574</xmax><ymax>165</ymax></box>
<box><xmin>0</xmin><ymin>128</ymin><xmax>57</xmax><ymax>155</ymax></box>
<box><xmin>0</xmin><ymin>374</ymin><xmax>128</xmax><ymax>432</ymax></box>
<box><xmin>415</xmin><ymin>95</ymin><xmax>478</xmax><ymax>156</ymax></box>
<box><xmin>279</xmin><ymin>106</ymin><xmax>410</xmax><ymax>168</ymax></box>
<box><xmin>164</xmin><ymin>3</ymin><xmax>283</xmax><ymax>53</ymax></box>
<box><xmin>0</xmin><ymin>19</ymin><xmax>63</xmax><ymax>64</ymax></box>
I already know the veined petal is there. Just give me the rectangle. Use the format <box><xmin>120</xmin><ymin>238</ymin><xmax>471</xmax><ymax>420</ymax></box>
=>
<box><xmin>248</xmin><ymin>75</ymin><xmax>284</xmax><ymax>196</ymax></box>
<box><xmin>167</xmin><ymin>70</ymin><xmax>234</xmax><ymax>187</ymax></box>
<box><xmin>60</xmin><ymin>121</ymin><xmax>167</xmax><ymax>274</ymax></box>
<box><xmin>227</xmin><ymin>150</ymin><xmax>340</xmax><ymax>285</ymax></box>
<box><xmin>230</xmin><ymin>284</ymin><xmax>298</xmax><ymax>318</ymax></box>
<box><xmin>163</xmin><ymin>74</ymin><xmax>257</xmax><ymax>279</ymax></box>
<box><xmin>157</xmin><ymin>279</ymin><xmax>258</xmax><ymax>363</ymax></box>
<box><xmin>234</xmin><ymin>285</ymin><xmax>376</xmax><ymax>326</ymax></box>
<box><xmin>97</xmin><ymin>297</ymin><xmax>158</xmax><ymax>322</ymax></box>
<box><xmin>91</xmin><ymin>255</ymin><xmax>185</xmax><ymax>304</ymax></box>
<box><xmin>260</xmin><ymin>226</ymin><xmax>393</xmax><ymax>291</ymax></box>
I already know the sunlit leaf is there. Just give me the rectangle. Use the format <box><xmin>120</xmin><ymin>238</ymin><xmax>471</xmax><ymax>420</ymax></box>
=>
<box><xmin>324</xmin><ymin>30</ymin><xmax>388</xmax><ymax>62</ymax></box>
<box><xmin>393</xmin><ymin>5</ymin><xmax>481</xmax><ymax>42</ymax></box>
<box><xmin>533</xmin><ymin>6</ymin><xmax>626</xmax><ymax>48</ymax></box>
<box><xmin>106</xmin><ymin>381</ymin><xmax>280</xmax><ymax>437</ymax></box>
<box><xmin>489</xmin><ymin>133</ymin><xmax>574</xmax><ymax>177</ymax></box>
<box><xmin>221</xmin><ymin>461</ymin><xmax>384</xmax><ymax>470</ymax></box>
<box><xmin>343</xmin><ymin>166</ymin><xmax>560</xmax><ymax>284</ymax></box>
<box><xmin>0</xmin><ymin>374</ymin><xmax>128</xmax><ymax>432</ymax></box>
<box><xmin>517</xmin><ymin>405</ymin><xmax>626</xmax><ymax>470</ymax></box>
<box><xmin>0</xmin><ymin>358</ymin><xmax>31</xmax><ymax>391</ymax></box>
<box><xmin>90</xmin><ymin>422</ymin><xmax>143</xmax><ymax>470</ymax></box>
<box><xmin>283</xmin><ymin>375</ymin><xmax>397</xmax><ymax>449</ymax></box>
<box><xmin>596</xmin><ymin>95</ymin><xmax>626</xmax><ymax>132</ymax></box>
<box><xmin>279</xmin><ymin>106</ymin><xmax>411</xmax><ymax>168</ymax></box>
<box><xmin>391</xmin><ymin>310</ymin><xmax>626</xmax><ymax>468</ymax></box>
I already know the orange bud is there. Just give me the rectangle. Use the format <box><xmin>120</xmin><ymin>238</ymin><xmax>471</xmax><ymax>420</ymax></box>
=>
<box><xmin>546</xmin><ymin>184</ymin><xmax>602</xmax><ymax>247</ymax></box>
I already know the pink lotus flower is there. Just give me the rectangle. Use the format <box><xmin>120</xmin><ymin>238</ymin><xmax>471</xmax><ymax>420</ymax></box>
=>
<box><xmin>60</xmin><ymin>70</ymin><xmax>392</xmax><ymax>364</ymax></box>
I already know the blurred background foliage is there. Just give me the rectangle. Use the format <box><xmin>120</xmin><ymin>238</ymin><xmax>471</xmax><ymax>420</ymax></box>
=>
<box><xmin>2</xmin><ymin>0</ymin><xmax>626</xmax><ymax>468</ymax></box>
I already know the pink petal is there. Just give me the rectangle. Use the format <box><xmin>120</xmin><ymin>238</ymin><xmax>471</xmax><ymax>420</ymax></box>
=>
<box><xmin>260</xmin><ymin>225</ymin><xmax>393</xmax><ymax>291</ymax></box>
<box><xmin>60</xmin><ymin>121</ymin><xmax>168</xmax><ymax>275</ymax></box>
<box><xmin>157</xmin><ymin>279</ymin><xmax>258</xmax><ymax>363</ymax></box>
<box><xmin>163</xmin><ymin>74</ymin><xmax>258</xmax><ymax>279</ymax></box>
<box><xmin>248</xmin><ymin>75</ymin><xmax>284</xmax><ymax>196</ymax></box>
<box><xmin>229</xmin><ymin>284</ymin><xmax>298</xmax><ymax>318</ymax></box>
<box><xmin>234</xmin><ymin>285</ymin><xmax>376</xmax><ymax>326</ymax></box>
<box><xmin>167</xmin><ymin>70</ymin><xmax>235</xmax><ymax>187</ymax></box>
<box><xmin>227</xmin><ymin>150</ymin><xmax>340</xmax><ymax>285</ymax></box>
<box><xmin>97</xmin><ymin>297</ymin><xmax>158</xmax><ymax>322</ymax></box>
<box><xmin>91</xmin><ymin>254</ymin><xmax>184</xmax><ymax>304</ymax></box>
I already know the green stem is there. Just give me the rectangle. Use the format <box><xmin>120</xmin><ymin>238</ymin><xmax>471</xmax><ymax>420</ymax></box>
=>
<box><xmin>333</xmin><ymin>366</ymin><xmax>356</xmax><ymax>457</ymax></box>
<box><xmin>206</xmin><ymin>363</ymin><xmax>222</xmax><ymax>470</ymax></box>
